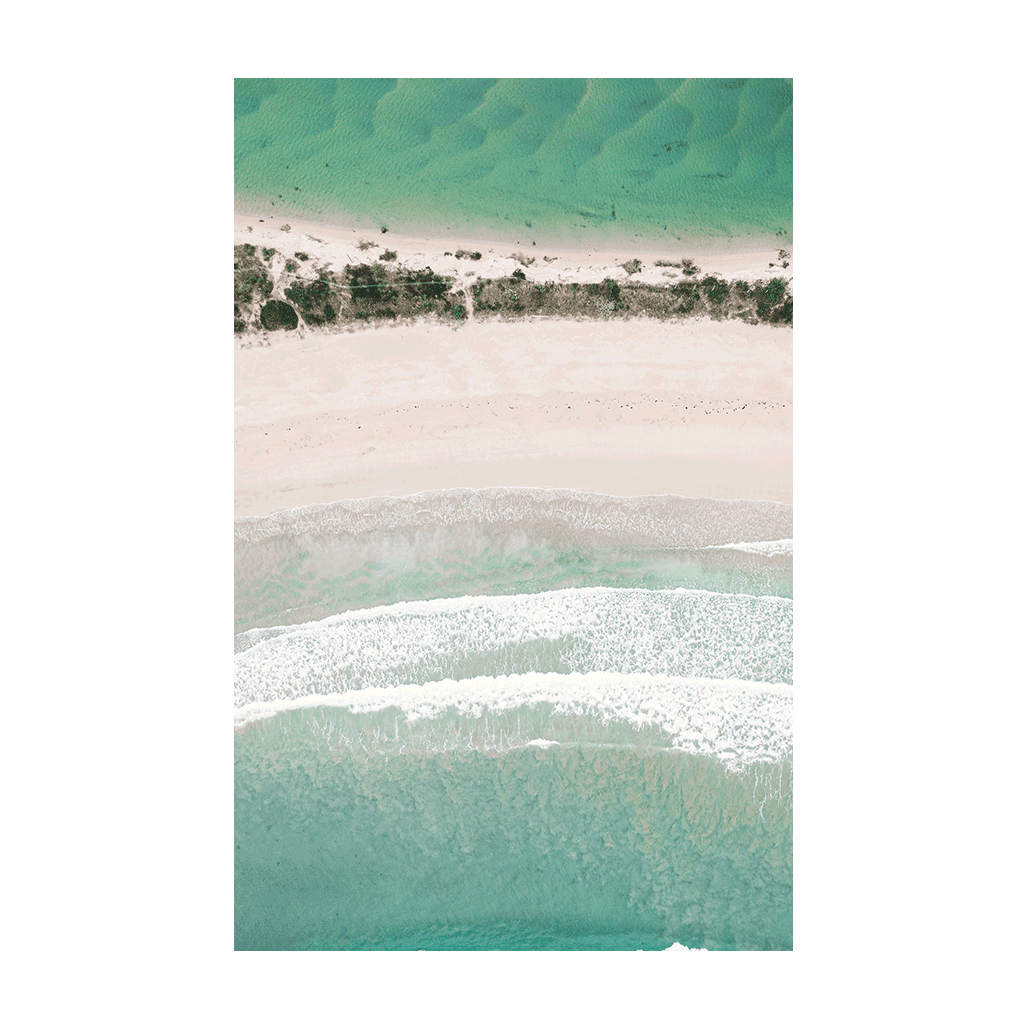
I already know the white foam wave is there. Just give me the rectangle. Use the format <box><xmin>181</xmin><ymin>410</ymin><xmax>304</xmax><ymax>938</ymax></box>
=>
<box><xmin>704</xmin><ymin>539</ymin><xmax>792</xmax><ymax>557</ymax></box>
<box><xmin>234</xmin><ymin>586</ymin><xmax>793</xmax><ymax>705</ymax></box>
<box><xmin>235</xmin><ymin>487</ymin><xmax>792</xmax><ymax>549</ymax></box>
<box><xmin>234</xmin><ymin>671</ymin><xmax>792</xmax><ymax>770</ymax></box>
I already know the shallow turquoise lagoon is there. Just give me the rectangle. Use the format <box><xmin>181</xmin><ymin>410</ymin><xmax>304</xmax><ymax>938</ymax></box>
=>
<box><xmin>234</xmin><ymin>78</ymin><xmax>792</xmax><ymax>251</ymax></box>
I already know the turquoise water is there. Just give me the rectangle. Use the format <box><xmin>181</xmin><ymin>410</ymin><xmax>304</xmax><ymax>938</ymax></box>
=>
<box><xmin>235</xmin><ymin>527</ymin><xmax>792</xmax><ymax>637</ymax></box>
<box><xmin>236</xmin><ymin>733</ymin><xmax>791</xmax><ymax>951</ymax></box>
<box><xmin>235</xmin><ymin>490</ymin><xmax>793</xmax><ymax>950</ymax></box>
<box><xmin>234</xmin><ymin>78</ymin><xmax>791</xmax><ymax>251</ymax></box>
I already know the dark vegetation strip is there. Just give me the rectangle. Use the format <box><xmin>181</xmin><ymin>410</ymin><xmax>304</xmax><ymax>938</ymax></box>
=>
<box><xmin>233</xmin><ymin>244</ymin><xmax>792</xmax><ymax>336</ymax></box>
<box><xmin>471</xmin><ymin>272</ymin><xmax>791</xmax><ymax>325</ymax></box>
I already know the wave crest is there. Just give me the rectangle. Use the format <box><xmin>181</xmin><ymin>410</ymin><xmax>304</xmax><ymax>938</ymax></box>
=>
<box><xmin>235</xmin><ymin>586</ymin><xmax>793</xmax><ymax>703</ymax></box>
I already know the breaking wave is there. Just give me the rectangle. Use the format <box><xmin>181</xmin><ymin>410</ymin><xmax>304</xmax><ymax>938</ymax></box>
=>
<box><xmin>234</xmin><ymin>489</ymin><xmax>793</xmax><ymax>950</ymax></box>
<box><xmin>235</xmin><ymin>489</ymin><xmax>792</xmax><ymax>633</ymax></box>
<box><xmin>235</xmin><ymin>586</ymin><xmax>793</xmax><ymax>701</ymax></box>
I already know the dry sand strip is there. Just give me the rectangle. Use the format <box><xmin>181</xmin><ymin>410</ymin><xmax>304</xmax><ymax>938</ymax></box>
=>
<box><xmin>235</xmin><ymin>316</ymin><xmax>791</xmax><ymax>516</ymax></box>
<box><xmin>235</xmin><ymin>215</ymin><xmax>793</xmax><ymax>289</ymax></box>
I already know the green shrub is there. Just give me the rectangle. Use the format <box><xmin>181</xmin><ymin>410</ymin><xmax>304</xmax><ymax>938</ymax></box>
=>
<box><xmin>585</xmin><ymin>278</ymin><xmax>621</xmax><ymax>304</ymax></box>
<box><xmin>262</xmin><ymin>247</ymin><xmax>276</xmax><ymax>260</ymax></box>
<box><xmin>380</xmin><ymin>249</ymin><xmax>398</xmax><ymax>261</ymax></box>
<box><xmin>673</xmin><ymin>281</ymin><xmax>700</xmax><ymax>314</ymax></box>
<box><xmin>681</xmin><ymin>259</ymin><xmax>700</xmax><ymax>276</ymax></box>
<box><xmin>284</xmin><ymin>275</ymin><xmax>339</xmax><ymax>325</ymax></box>
<box><xmin>285</xmin><ymin>259</ymin><xmax>298</xmax><ymax>273</ymax></box>
<box><xmin>620</xmin><ymin>258</ymin><xmax>642</xmax><ymax>275</ymax></box>
<box><xmin>294</xmin><ymin>252</ymin><xmax>310</xmax><ymax>261</ymax></box>
<box><xmin>399</xmin><ymin>267</ymin><xmax>450</xmax><ymax>300</ymax></box>
<box><xmin>455</xmin><ymin>249</ymin><xmax>482</xmax><ymax>260</ymax></box>
<box><xmin>347</xmin><ymin>263</ymin><xmax>397</xmax><ymax>304</ymax></box>
<box><xmin>754</xmin><ymin>277</ymin><xmax>788</xmax><ymax>320</ymax></box>
<box><xmin>260</xmin><ymin>300</ymin><xmax>298</xmax><ymax>331</ymax></box>
<box><xmin>701</xmin><ymin>276</ymin><xmax>731</xmax><ymax>305</ymax></box>
<box><xmin>234</xmin><ymin>244</ymin><xmax>273</xmax><ymax>311</ymax></box>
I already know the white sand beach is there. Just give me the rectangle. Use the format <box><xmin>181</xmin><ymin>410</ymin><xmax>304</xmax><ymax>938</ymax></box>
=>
<box><xmin>235</xmin><ymin>218</ymin><xmax>792</xmax><ymax>516</ymax></box>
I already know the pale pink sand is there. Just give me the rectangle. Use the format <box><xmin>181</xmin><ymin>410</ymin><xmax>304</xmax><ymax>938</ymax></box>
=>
<box><xmin>235</xmin><ymin>315</ymin><xmax>791</xmax><ymax>517</ymax></box>
<box><xmin>235</xmin><ymin>215</ymin><xmax>793</xmax><ymax>292</ymax></box>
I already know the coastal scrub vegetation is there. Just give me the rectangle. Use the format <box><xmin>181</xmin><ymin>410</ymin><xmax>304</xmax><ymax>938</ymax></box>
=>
<box><xmin>234</xmin><ymin>243</ymin><xmax>274</xmax><ymax>331</ymax></box>
<box><xmin>284</xmin><ymin>268</ymin><xmax>340</xmax><ymax>325</ymax></box>
<box><xmin>654</xmin><ymin>258</ymin><xmax>700</xmax><ymax>275</ymax></box>
<box><xmin>234</xmin><ymin>244</ymin><xmax>791</xmax><ymax>337</ymax></box>
<box><xmin>234</xmin><ymin>251</ymin><xmax>462</xmax><ymax>334</ymax></box>
<box><xmin>344</xmin><ymin>263</ymin><xmax>457</xmax><ymax>321</ymax></box>
<box><xmin>469</xmin><ymin>272</ymin><xmax>792</xmax><ymax>325</ymax></box>
<box><xmin>259</xmin><ymin>300</ymin><xmax>298</xmax><ymax>331</ymax></box>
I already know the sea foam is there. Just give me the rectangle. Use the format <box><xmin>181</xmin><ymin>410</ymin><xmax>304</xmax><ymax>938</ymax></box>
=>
<box><xmin>235</xmin><ymin>671</ymin><xmax>792</xmax><ymax>770</ymax></box>
<box><xmin>234</xmin><ymin>586</ymin><xmax>793</xmax><ymax>703</ymax></box>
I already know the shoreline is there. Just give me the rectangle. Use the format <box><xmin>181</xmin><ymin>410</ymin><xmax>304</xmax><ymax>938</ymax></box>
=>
<box><xmin>234</xmin><ymin>214</ymin><xmax>793</xmax><ymax>292</ymax></box>
<box><xmin>233</xmin><ymin>200</ymin><xmax>791</xmax><ymax>259</ymax></box>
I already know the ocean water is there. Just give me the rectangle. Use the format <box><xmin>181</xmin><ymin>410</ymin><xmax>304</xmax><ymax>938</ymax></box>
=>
<box><xmin>233</xmin><ymin>78</ymin><xmax>792</xmax><ymax>251</ymax></box>
<box><xmin>235</xmin><ymin>489</ymin><xmax>793</xmax><ymax>950</ymax></box>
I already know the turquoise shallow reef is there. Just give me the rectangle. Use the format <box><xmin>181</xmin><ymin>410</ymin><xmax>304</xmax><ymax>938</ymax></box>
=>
<box><xmin>234</xmin><ymin>78</ymin><xmax>792</xmax><ymax>251</ymax></box>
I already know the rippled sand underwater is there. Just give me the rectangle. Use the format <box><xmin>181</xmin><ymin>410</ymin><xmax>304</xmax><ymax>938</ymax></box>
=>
<box><xmin>234</xmin><ymin>78</ymin><xmax>792</xmax><ymax>249</ymax></box>
<box><xmin>235</xmin><ymin>490</ymin><xmax>793</xmax><ymax>950</ymax></box>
